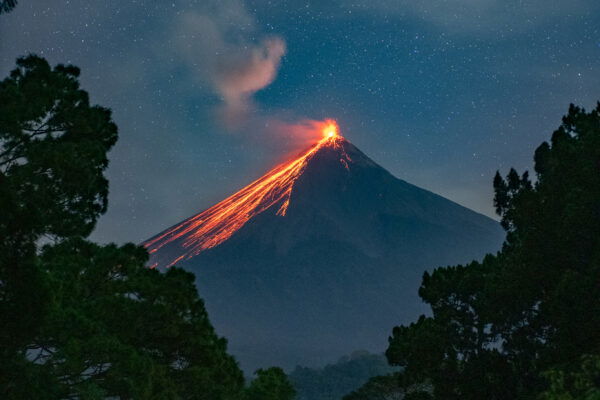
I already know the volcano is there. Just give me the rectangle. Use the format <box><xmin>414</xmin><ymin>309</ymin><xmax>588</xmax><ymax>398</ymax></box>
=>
<box><xmin>144</xmin><ymin>124</ymin><xmax>505</xmax><ymax>371</ymax></box>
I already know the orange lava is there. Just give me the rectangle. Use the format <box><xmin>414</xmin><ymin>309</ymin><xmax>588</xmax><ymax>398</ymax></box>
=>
<box><xmin>322</xmin><ymin>119</ymin><xmax>339</xmax><ymax>139</ymax></box>
<box><xmin>144</xmin><ymin>120</ymin><xmax>347</xmax><ymax>268</ymax></box>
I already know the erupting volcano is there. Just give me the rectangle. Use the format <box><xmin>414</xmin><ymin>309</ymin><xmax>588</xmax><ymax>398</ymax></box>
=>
<box><xmin>144</xmin><ymin>120</ymin><xmax>505</xmax><ymax>372</ymax></box>
<box><xmin>144</xmin><ymin>119</ymin><xmax>347</xmax><ymax>269</ymax></box>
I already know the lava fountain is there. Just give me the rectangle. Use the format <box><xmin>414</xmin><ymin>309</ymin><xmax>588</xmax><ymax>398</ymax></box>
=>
<box><xmin>144</xmin><ymin>119</ymin><xmax>349</xmax><ymax>268</ymax></box>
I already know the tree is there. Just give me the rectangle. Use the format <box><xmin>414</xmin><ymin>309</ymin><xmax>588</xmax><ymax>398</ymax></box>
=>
<box><xmin>541</xmin><ymin>355</ymin><xmax>600</xmax><ymax>400</ymax></box>
<box><xmin>246</xmin><ymin>367</ymin><xmax>296</xmax><ymax>400</ymax></box>
<box><xmin>0</xmin><ymin>55</ymin><xmax>245</xmax><ymax>399</ymax></box>
<box><xmin>20</xmin><ymin>238</ymin><xmax>244</xmax><ymax>399</ymax></box>
<box><xmin>0</xmin><ymin>0</ymin><xmax>18</xmax><ymax>14</ymax></box>
<box><xmin>289</xmin><ymin>351</ymin><xmax>398</xmax><ymax>400</ymax></box>
<box><xmin>0</xmin><ymin>55</ymin><xmax>116</xmax><ymax>241</ymax></box>
<box><xmin>0</xmin><ymin>54</ymin><xmax>118</xmax><ymax>388</ymax></box>
<box><xmin>383</xmin><ymin>103</ymin><xmax>600</xmax><ymax>399</ymax></box>
<box><xmin>342</xmin><ymin>374</ymin><xmax>404</xmax><ymax>400</ymax></box>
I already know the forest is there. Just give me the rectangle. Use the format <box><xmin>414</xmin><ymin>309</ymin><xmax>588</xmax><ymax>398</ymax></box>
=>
<box><xmin>1</xmin><ymin>1</ymin><xmax>599</xmax><ymax>399</ymax></box>
<box><xmin>2</xmin><ymin>52</ymin><xmax>599</xmax><ymax>400</ymax></box>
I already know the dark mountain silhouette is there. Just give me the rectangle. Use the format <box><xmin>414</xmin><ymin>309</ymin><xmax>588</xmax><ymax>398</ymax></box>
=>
<box><xmin>144</xmin><ymin>132</ymin><xmax>505</xmax><ymax>372</ymax></box>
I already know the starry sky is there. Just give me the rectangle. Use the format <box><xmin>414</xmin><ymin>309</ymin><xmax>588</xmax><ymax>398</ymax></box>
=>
<box><xmin>1</xmin><ymin>0</ymin><xmax>599</xmax><ymax>244</ymax></box>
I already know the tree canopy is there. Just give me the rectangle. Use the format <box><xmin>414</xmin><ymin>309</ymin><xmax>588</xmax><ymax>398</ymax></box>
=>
<box><xmin>0</xmin><ymin>0</ymin><xmax>18</xmax><ymax>14</ymax></box>
<box><xmin>381</xmin><ymin>103</ymin><xmax>600</xmax><ymax>399</ymax></box>
<box><xmin>289</xmin><ymin>351</ymin><xmax>397</xmax><ymax>400</ymax></box>
<box><xmin>0</xmin><ymin>55</ymin><xmax>247</xmax><ymax>399</ymax></box>
<box><xmin>342</xmin><ymin>374</ymin><xmax>404</xmax><ymax>400</ymax></box>
<box><xmin>0</xmin><ymin>55</ymin><xmax>119</xmax><ymax>380</ymax></box>
<box><xmin>246</xmin><ymin>367</ymin><xmax>297</xmax><ymax>400</ymax></box>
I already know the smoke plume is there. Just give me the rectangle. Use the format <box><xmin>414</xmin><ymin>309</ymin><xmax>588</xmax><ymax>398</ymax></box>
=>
<box><xmin>176</xmin><ymin>1</ymin><xmax>286</xmax><ymax>127</ymax></box>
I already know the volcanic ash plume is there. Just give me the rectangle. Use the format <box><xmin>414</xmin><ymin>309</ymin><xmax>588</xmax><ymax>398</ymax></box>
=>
<box><xmin>176</xmin><ymin>1</ymin><xmax>286</xmax><ymax>126</ymax></box>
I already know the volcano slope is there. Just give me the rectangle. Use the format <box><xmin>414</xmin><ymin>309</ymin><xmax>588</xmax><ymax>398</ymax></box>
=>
<box><xmin>144</xmin><ymin>134</ymin><xmax>505</xmax><ymax>372</ymax></box>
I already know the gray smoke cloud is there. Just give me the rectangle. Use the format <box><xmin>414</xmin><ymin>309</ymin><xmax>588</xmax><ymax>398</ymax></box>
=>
<box><xmin>176</xmin><ymin>0</ymin><xmax>286</xmax><ymax>127</ymax></box>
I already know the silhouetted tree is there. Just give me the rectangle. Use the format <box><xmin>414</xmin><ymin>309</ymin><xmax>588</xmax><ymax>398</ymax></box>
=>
<box><xmin>246</xmin><ymin>367</ymin><xmax>296</xmax><ymax>400</ymax></box>
<box><xmin>0</xmin><ymin>0</ymin><xmax>18</xmax><ymax>14</ymax></box>
<box><xmin>23</xmin><ymin>238</ymin><xmax>244</xmax><ymax>399</ymax></box>
<box><xmin>540</xmin><ymin>355</ymin><xmax>600</xmax><ymax>400</ymax></box>
<box><xmin>382</xmin><ymin>103</ymin><xmax>600</xmax><ymax>399</ymax></box>
<box><xmin>0</xmin><ymin>55</ymin><xmax>245</xmax><ymax>399</ymax></box>
<box><xmin>342</xmin><ymin>374</ymin><xmax>404</xmax><ymax>400</ymax></box>
<box><xmin>290</xmin><ymin>351</ymin><xmax>398</xmax><ymax>400</ymax></box>
<box><xmin>0</xmin><ymin>55</ymin><xmax>118</xmax><ymax>393</ymax></box>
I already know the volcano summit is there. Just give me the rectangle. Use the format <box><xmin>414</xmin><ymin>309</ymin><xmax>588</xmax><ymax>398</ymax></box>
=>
<box><xmin>144</xmin><ymin>124</ymin><xmax>505</xmax><ymax>371</ymax></box>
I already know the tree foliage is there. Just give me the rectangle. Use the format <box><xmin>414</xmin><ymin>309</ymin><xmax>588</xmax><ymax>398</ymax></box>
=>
<box><xmin>17</xmin><ymin>238</ymin><xmax>243</xmax><ymax>399</ymax></box>
<box><xmin>289</xmin><ymin>351</ymin><xmax>397</xmax><ymax>400</ymax></box>
<box><xmin>0</xmin><ymin>54</ymin><xmax>118</xmax><ymax>375</ymax></box>
<box><xmin>0</xmin><ymin>0</ymin><xmax>18</xmax><ymax>14</ymax></box>
<box><xmin>541</xmin><ymin>355</ymin><xmax>600</xmax><ymax>400</ymax></box>
<box><xmin>383</xmin><ymin>103</ymin><xmax>600</xmax><ymax>399</ymax></box>
<box><xmin>0</xmin><ymin>55</ymin><xmax>117</xmax><ymax>240</ymax></box>
<box><xmin>342</xmin><ymin>374</ymin><xmax>404</xmax><ymax>400</ymax></box>
<box><xmin>0</xmin><ymin>55</ymin><xmax>245</xmax><ymax>399</ymax></box>
<box><xmin>246</xmin><ymin>367</ymin><xmax>297</xmax><ymax>400</ymax></box>
<box><xmin>342</xmin><ymin>373</ymin><xmax>433</xmax><ymax>400</ymax></box>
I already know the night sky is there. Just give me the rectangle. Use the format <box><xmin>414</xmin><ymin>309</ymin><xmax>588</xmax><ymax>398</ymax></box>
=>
<box><xmin>1</xmin><ymin>0</ymin><xmax>599</xmax><ymax>244</ymax></box>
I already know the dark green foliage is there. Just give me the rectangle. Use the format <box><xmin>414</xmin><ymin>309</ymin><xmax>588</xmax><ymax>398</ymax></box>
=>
<box><xmin>0</xmin><ymin>55</ymin><xmax>117</xmax><ymax>240</ymax></box>
<box><xmin>384</xmin><ymin>103</ymin><xmax>600</xmax><ymax>399</ymax></box>
<box><xmin>246</xmin><ymin>367</ymin><xmax>296</xmax><ymax>400</ymax></box>
<box><xmin>342</xmin><ymin>373</ymin><xmax>433</xmax><ymax>400</ymax></box>
<box><xmin>0</xmin><ymin>56</ymin><xmax>245</xmax><ymax>398</ymax></box>
<box><xmin>342</xmin><ymin>374</ymin><xmax>404</xmax><ymax>400</ymax></box>
<box><xmin>0</xmin><ymin>0</ymin><xmax>17</xmax><ymax>14</ymax></box>
<box><xmin>541</xmin><ymin>355</ymin><xmax>600</xmax><ymax>400</ymax></box>
<box><xmin>24</xmin><ymin>238</ymin><xmax>243</xmax><ymax>399</ymax></box>
<box><xmin>402</xmin><ymin>393</ymin><xmax>432</xmax><ymax>400</ymax></box>
<box><xmin>0</xmin><ymin>55</ymin><xmax>118</xmax><ymax>387</ymax></box>
<box><xmin>289</xmin><ymin>351</ymin><xmax>398</xmax><ymax>400</ymax></box>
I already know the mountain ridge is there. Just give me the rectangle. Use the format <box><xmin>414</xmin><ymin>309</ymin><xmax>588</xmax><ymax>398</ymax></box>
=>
<box><xmin>144</xmin><ymin>133</ymin><xmax>352</xmax><ymax>268</ymax></box>
<box><xmin>144</xmin><ymin>131</ymin><xmax>505</xmax><ymax>371</ymax></box>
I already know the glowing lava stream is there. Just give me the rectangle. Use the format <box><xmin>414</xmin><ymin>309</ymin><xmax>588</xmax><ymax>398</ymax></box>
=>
<box><xmin>144</xmin><ymin>120</ymin><xmax>348</xmax><ymax>268</ymax></box>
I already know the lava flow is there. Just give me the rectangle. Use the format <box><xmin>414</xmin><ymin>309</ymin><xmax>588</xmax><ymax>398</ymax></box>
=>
<box><xmin>144</xmin><ymin>119</ymin><xmax>349</xmax><ymax>268</ymax></box>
